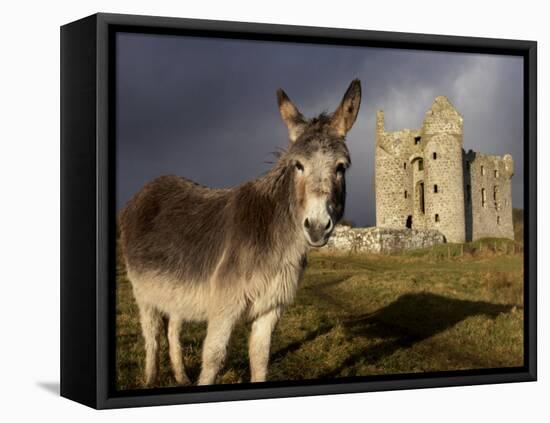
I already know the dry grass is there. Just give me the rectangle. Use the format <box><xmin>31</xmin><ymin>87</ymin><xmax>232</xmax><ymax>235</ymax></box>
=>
<box><xmin>116</xmin><ymin>245</ymin><xmax>524</xmax><ymax>390</ymax></box>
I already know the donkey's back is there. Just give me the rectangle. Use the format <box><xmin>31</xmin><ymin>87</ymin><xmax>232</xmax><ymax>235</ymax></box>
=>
<box><xmin>120</xmin><ymin>175</ymin><xmax>230</xmax><ymax>284</ymax></box>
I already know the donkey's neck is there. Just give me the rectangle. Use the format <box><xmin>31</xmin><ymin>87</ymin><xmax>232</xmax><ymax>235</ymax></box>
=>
<box><xmin>259</xmin><ymin>159</ymin><xmax>309</xmax><ymax>264</ymax></box>
<box><xmin>234</xmin><ymin>157</ymin><xmax>307</xmax><ymax>259</ymax></box>
<box><xmin>255</xmin><ymin>159</ymin><xmax>293</xmax><ymax>199</ymax></box>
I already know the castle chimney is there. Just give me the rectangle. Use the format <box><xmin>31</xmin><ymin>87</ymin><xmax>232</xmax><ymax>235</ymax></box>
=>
<box><xmin>376</xmin><ymin>110</ymin><xmax>385</xmax><ymax>133</ymax></box>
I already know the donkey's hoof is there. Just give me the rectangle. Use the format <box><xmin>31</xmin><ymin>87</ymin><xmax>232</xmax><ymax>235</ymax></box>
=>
<box><xmin>175</xmin><ymin>374</ymin><xmax>192</xmax><ymax>386</ymax></box>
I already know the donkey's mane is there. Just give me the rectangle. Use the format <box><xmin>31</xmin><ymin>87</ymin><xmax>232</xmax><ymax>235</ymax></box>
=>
<box><xmin>307</xmin><ymin>112</ymin><xmax>332</xmax><ymax>126</ymax></box>
<box><xmin>268</xmin><ymin>112</ymin><xmax>331</xmax><ymax>158</ymax></box>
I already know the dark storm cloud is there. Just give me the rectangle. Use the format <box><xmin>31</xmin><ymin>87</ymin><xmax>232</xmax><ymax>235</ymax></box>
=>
<box><xmin>116</xmin><ymin>33</ymin><xmax>524</xmax><ymax>226</ymax></box>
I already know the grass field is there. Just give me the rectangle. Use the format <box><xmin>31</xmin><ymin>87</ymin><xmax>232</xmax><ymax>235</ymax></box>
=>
<box><xmin>116</xmin><ymin>238</ymin><xmax>524</xmax><ymax>390</ymax></box>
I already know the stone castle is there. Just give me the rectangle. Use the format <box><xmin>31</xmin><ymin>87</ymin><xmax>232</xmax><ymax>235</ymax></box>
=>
<box><xmin>375</xmin><ymin>96</ymin><xmax>514</xmax><ymax>243</ymax></box>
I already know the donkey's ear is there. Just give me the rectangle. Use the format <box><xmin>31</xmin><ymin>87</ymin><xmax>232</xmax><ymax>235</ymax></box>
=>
<box><xmin>330</xmin><ymin>79</ymin><xmax>362</xmax><ymax>138</ymax></box>
<box><xmin>277</xmin><ymin>89</ymin><xmax>306</xmax><ymax>143</ymax></box>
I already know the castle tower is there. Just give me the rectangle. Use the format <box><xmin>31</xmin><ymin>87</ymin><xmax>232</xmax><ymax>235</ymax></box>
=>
<box><xmin>422</xmin><ymin>96</ymin><xmax>466</xmax><ymax>243</ymax></box>
<box><xmin>375</xmin><ymin>110</ymin><xmax>418</xmax><ymax>229</ymax></box>
<box><xmin>375</xmin><ymin>110</ymin><xmax>395</xmax><ymax>227</ymax></box>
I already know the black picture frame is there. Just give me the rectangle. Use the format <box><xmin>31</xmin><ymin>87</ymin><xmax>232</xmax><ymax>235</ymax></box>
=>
<box><xmin>60</xmin><ymin>12</ymin><xmax>537</xmax><ymax>409</ymax></box>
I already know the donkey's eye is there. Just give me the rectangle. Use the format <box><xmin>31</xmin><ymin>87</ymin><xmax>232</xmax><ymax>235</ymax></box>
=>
<box><xmin>336</xmin><ymin>163</ymin><xmax>346</xmax><ymax>174</ymax></box>
<box><xmin>295</xmin><ymin>161</ymin><xmax>304</xmax><ymax>172</ymax></box>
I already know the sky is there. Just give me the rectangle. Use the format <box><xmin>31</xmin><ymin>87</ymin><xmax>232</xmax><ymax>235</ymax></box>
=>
<box><xmin>116</xmin><ymin>32</ymin><xmax>524</xmax><ymax>227</ymax></box>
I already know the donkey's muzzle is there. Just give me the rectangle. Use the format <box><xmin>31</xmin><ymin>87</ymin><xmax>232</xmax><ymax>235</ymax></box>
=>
<box><xmin>304</xmin><ymin>217</ymin><xmax>333</xmax><ymax>246</ymax></box>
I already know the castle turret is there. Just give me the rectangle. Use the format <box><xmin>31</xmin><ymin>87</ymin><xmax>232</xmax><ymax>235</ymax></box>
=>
<box><xmin>376</xmin><ymin>110</ymin><xmax>385</xmax><ymax>133</ymax></box>
<box><xmin>422</xmin><ymin>96</ymin><xmax>466</xmax><ymax>243</ymax></box>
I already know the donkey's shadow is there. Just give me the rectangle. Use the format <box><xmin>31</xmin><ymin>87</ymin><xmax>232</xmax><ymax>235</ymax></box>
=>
<box><xmin>346</xmin><ymin>292</ymin><xmax>512</xmax><ymax>339</ymax></box>
<box><xmin>290</xmin><ymin>292</ymin><xmax>513</xmax><ymax>378</ymax></box>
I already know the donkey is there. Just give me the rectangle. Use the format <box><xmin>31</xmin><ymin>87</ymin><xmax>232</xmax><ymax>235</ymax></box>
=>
<box><xmin>119</xmin><ymin>79</ymin><xmax>362</xmax><ymax>386</ymax></box>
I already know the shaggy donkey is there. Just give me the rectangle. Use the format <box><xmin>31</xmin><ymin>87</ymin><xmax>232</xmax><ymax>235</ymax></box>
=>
<box><xmin>119</xmin><ymin>79</ymin><xmax>362</xmax><ymax>386</ymax></box>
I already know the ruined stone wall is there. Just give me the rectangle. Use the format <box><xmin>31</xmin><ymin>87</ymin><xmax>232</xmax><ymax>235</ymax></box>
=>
<box><xmin>374</xmin><ymin>96</ymin><xmax>512</xmax><ymax>243</ymax></box>
<box><xmin>467</xmin><ymin>152</ymin><xmax>514</xmax><ymax>240</ymax></box>
<box><xmin>375</xmin><ymin>111</ymin><xmax>420</xmax><ymax>229</ymax></box>
<box><xmin>464</xmin><ymin>150</ymin><xmax>475</xmax><ymax>241</ymax></box>
<box><xmin>323</xmin><ymin>226</ymin><xmax>445</xmax><ymax>254</ymax></box>
<box><xmin>375</xmin><ymin>147</ymin><xmax>408</xmax><ymax>228</ymax></box>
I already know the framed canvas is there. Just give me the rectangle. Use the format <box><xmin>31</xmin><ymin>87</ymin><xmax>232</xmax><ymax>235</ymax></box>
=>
<box><xmin>60</xmin><ymin>12</ymin><xmax>537</xmax><ymax>409</ymax></box>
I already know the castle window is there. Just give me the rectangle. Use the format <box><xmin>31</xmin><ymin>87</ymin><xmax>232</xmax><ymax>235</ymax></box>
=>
<box><xmin>493</xmin><ymin>186</ymin><xmax>499</xmax><ymax>201</ymax></box>
<box><xmin>403</xmin><ymin>162</ymin><xmax>407</xmax><ymax>170</ymax></box>
<box><xmin>435</xmin><ymin>214</ymin><xmax>440</xmax><ymax>222</ymax></box>
<box><xmin>404</xmin><ymin>190</ymin><xmax>408</xmax><ymax>199</ymax></box>
<box><xmin>497</xmin><ymin>216</ymin><xmax>501</xmax><ymax>225</ymax></box>
<box><xmin>495</xmin><ymin>169</ymin><xmax>499</xmax><ymax>178</ymax></box>
<box><xmin>434</xmin><ymin>184</ymin><xmax>438</xmax><ymax>193</ymax></box>
<box><xmin>466</xmin><ymin>184</ymin><xmax>471</xmax><ymax>202</ymax></box>
<box><xmin>418</xmin><ymin>159</ymin><xmax>424</xmax><ymax>171</ymax></box>
<box><xmin>433</xmin><ymin>152</ymin><xmax>437</xmax><ymax>160</ymax></box>
<box><xmin>414</xmin><ymin>136</ymin><xmax>421</xmax><ymax>145</ymax></box>
<box><xmin>481</xmin><ymin>188</ymin><xmax>487</xmax><ymax>208</ymax></box>
<box><xmin>481</xmin><ymin>165</ymin><xmax>485</xmax><ymax>176</ymax></box>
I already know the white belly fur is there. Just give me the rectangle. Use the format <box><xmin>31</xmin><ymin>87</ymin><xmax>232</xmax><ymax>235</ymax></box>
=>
<box><xmin>127</xmin><ymin>259</ymin><xmax>303</xmax><ymax>323</ymax></box>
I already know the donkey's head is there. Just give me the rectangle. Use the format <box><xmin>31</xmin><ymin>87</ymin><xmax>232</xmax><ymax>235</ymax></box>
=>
<box><xmin>277</xmin><ymin>80</ymin><xmax>361</xmax><ymax>247</ymax></box>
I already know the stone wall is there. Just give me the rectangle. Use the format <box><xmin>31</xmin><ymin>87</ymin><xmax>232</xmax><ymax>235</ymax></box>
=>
<box><xmin>466</xmin><ymin>151</ymin><xmax>514</xmax><ymax>240</ymax></box>
<box><xmin>323</xmin><ymin>226</ymin><xmax>445</xmax><ymax>254</ymax></box>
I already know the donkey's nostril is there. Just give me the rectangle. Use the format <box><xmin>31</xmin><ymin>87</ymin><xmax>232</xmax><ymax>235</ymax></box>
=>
<box><xmin>304</xmin><ymin>218</ymin><xmax>310</xmax><ymax>229</ymax></box>
<box><xmin>325</xmin><ymin>220</ymin><xmax>332</xmax><ymax>230</ymax></box>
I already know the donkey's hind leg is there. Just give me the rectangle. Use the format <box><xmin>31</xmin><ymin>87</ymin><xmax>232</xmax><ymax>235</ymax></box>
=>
<box><xmin>138</xmin><ymin>303</ymin><xmax>162</xmax><ymax>386</ymax></box>
<box><xmin>167</xmin><ymin>317</ymin><xmax>191</xmax><ymax>385</ymax></box>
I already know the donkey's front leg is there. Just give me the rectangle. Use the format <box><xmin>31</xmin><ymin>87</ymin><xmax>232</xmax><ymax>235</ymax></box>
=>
<box><xmin>198</xmin><ymin>314</ymin><xmax>237</xmax><ymax>385</ymax></box>
<box><xmin>249</xmin><ymin>307</ymin><xmax>282</xmax><ymax>382</ymax></box>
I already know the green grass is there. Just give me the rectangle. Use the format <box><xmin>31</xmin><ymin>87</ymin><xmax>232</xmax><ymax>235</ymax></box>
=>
<box><xmin>116</xmin><ymin>246</ymin><xmax>524</xmax><ymax>390</ymax></box>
